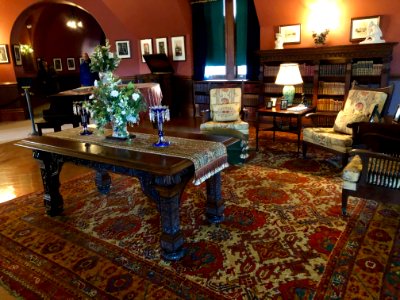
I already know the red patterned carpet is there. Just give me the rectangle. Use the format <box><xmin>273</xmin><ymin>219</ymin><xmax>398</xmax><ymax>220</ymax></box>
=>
<box><xmin>0</xmin><ymin>133</ymin><xmax>399</xmax><ymax>299</ymax></box>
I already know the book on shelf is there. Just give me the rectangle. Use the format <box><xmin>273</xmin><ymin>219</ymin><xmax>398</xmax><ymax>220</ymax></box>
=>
<box><xmin>351</xmin><ymin>61</ymin><xmax>383</xmax><ymax>76</ymax></box>
<box><xmin>318</xmin><ymin>81</ymin><xmax>345</xmax><ymax>95</ymax></box>
<box><xmin>316</xmin><ymin>98</ymin><xmax>343</xmax><ymax>112</ymax></box>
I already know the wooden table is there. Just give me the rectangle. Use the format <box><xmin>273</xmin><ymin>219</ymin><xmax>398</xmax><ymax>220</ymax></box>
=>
<box><xmin>15</xmin><ymin>129</ymin><xmax>237</xmax><ymax>261</ymax></box>
<box><xmin>256</xmin><ymin>106</ymin><xmax>315</xmax><ymax>152</ymax></box>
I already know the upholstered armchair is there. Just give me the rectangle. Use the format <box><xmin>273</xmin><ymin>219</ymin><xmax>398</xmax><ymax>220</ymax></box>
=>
<box><xmin>341</xmin><ymin>124</ymin><xmax>400</xmax><ymax>216</ymax></box>
<box><xmin>200</xmin><ymin>87</ymin><xmax>249</xmax><ymax>164</ymax></box>
<box><xmin>302</xmin><ymin>85</ymin><xmax>394</xmax><ymax>167</ymax></box>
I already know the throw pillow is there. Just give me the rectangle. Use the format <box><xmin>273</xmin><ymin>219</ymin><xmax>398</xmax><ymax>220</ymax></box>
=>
<box><xmin>212</xmin><ymin>103</ymin><xmax>240</xmax><ymax>122</ymax></box>
<box><xmin>343</xmin><ymin>89</ymin><xmax>388</xmax><ymax>116</ymax></box>
<box><xmin>333</xmin><ymin>110</ymin><xmax>369</xmax><ymax>134</ymax></box>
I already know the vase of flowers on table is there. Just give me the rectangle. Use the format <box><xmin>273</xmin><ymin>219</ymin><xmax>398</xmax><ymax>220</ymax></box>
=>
<box><xmin>84</xmin><ymin>41</ymin><xmax>147</xmax><ymax>139</ymax></box>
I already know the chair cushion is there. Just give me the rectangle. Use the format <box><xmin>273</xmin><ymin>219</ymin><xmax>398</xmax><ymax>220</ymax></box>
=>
<box><xmin>333</xmin><ymin>89</ymin><xmax>388</xmax><ymax>134</ymax></box>
<box><xmin>303</xmin><ymin>127</ymin><xmax>353</xmax><ymax>153</ymax></box>
<box><xmin>200</xmin><ymin>119</ymin><xmax>249</xmax><ymax>135</ymax></box>
<box><xmin>333</xmin><ymin>110</ymin><xmax>370</xmax><ymax>134</ymax></box>
<box><xmin>212</xmin><ymin>103</ymin><xmax>241</xmax><ymax>122</ymax></box>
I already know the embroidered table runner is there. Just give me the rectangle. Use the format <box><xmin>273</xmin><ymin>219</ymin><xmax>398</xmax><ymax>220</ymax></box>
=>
<box><xmin>46</xmin><ymin>128</ymin><xmax>228</xmax><ymax>185</ymax></box>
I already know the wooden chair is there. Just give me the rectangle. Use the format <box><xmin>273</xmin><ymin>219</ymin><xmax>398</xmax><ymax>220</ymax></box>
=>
<box><xmin>302</xmin><ymin>84</ymin><xmax>394</xmax><ymax>167</ymax></box>
<box><xmin>341</xmin><ymin>123</ymin><xmax>400</xmax><ymax>215</ymax></box>
<box><xmin>200</xmin><ymin>87</ymin><xmax>249</xmax><ymax>164</ymax></box>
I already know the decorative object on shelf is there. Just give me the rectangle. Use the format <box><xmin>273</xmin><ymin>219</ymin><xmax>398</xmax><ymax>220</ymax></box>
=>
<box><xmin>350</xmin><ymin>15</ymin><xmax>381</xmax><ymax>43</ymax></box>
<box><xmin>271</xmin><ymin>97</ymin><xmax>277</xmax><ymax>107</ymax></box>
<box><xmin>84</xmin><ymin>42</ymin><xmax>147</xmax><ymax>140</ymax></box>
<box><xmin>149</xmin><ymin>105</ymin><xmax>171</xmax><ymax>147</ymax></box>
<box><xmin>275</xmin><ymin>63</ymin><xmax>303</xmax><ymax>106</ymax></box>
<box><xmin>274</xmin><ymin>33</ymin><xmax>284</xmax><ymax>49</ymax></box>
<box><xmin>359</xmin><ymin>22</ymin><xmax>385</xmax><ymax>44</ymax></box>
<box><xmin>278</xmin><ymin>24</ymin><xmax>301</xmax><ymax>44</ymax></box>
<box><xmin>73</xmin><ymin>101</ymin><xmax>92</xmax><ymax>135</ymax></box>
<box><xmin>280</xmin><ymin>99</ymin><xmax>288</xmax><ymax>110</ymax></box>
<box><xmin>312</xmin><ymin>29</ymin><xmax>329</xmax><ymax>45</ymax></box>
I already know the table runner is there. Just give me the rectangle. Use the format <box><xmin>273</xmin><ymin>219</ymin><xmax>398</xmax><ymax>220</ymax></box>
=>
<box><xmin>46</xmin><ymin>127</ymin><xmax>228</xmax><ymax>185</ymax></box>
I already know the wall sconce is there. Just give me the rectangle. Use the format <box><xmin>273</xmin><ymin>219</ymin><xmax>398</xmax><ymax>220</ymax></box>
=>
<box><xmin>275</xmin><ymin>63</ymin><xmax>303</xmax><ymax>106</ymax></box>
<box><xmin>66</xmin><ymin>19</ymin><xmax>83</xmax><ymax>29</ymax></box>
<box><xmin>20</xmin><ymin>44</ymin><xmax>34</xmax><ymax>55</ymax></box>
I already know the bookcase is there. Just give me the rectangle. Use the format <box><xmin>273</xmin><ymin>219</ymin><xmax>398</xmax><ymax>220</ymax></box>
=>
<box><xmin>258</xmin><ymin>43</ymin><xmax>397</xmax><ymax>113</ymax></box>
<box><xmin>192</xmin><ymin>80</ymin><xmax>261</xmax><ymax>119</ymax></box>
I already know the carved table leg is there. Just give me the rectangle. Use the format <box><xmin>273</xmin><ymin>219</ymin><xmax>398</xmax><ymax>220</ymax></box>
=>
<box><xmin>34</xmin><ymin>151</ymin><xmax>64</xmax><ymax>216</ymax></box>
<box><xmin>206</xmin><ymin>172</ymin><xmax>225</xmax><ymax>223</ymax></box>
<box><xmin>95</xmin><ymin>170</ymin><xmax>111</xmax><ymax>194</ymax></box>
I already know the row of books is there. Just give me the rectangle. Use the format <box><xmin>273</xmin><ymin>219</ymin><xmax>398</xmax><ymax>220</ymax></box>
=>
<box><xmin>318</xmin><ymin>81</ymin><xmax>345</xmax><ymax>95</ymax></box>
<box><xmin>352</xmin><ymin>61</ymin><xmax>383</xmax><ymax>76</ymax></box>
<box><xmin>316</xmin><ymin>98</ymin><xmax>344</xmax><ymax>112</ymax></box>
<box><xmin>263</xmin><ymin>64</ymin><xmax>315</xmax><ymax>77</ymax></box>
<box><xmin>319</xmin><ymin>64</ymin><xmax>346</xmax><ymax>77</ymax></box>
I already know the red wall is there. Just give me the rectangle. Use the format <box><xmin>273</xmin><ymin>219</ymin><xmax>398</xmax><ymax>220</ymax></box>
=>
<box><xmin>254</xmin><ymin>0</ymin><xmax>400</xmax><ymax>75</ymax></box>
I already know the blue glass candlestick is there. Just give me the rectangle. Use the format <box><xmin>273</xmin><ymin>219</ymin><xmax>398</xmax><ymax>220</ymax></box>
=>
<box><xmin>149</xmin><ymin>106</ymin><xmax>170</xmax><ymax>147</ymax></box>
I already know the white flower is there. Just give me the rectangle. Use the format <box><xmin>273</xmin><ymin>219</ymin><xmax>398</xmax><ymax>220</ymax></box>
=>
<box><xmin>132</xmin><ymin>93</ymin><xmax>140</xmax><ymax>101</ymax></box>
<box><xmin>127</xmin><ymin>115</ymin><xmax>137</xmax><ymax>123</ymax></box>
<box><xmin>109</xmin><ymin>52</ymin><xmax>114</xmax><ymax>58</ymax></box>
<box><xmin>94</xmin><ymin>80</ymin><xmax>98</xmax><ymax>87</ymax></box>
<box><xmin>110</xmin><ymin>90</ymin><xmax>119</xmax><ymax>97</ymax></box>
<box><xmin>89</xmin><ymin>94</ymin><xmax>94</xmax><ymax>99</ymax></box>
<box><xmin>121</xmin><ymin>110</ymin><xmax>126</xmax><ymax>115</ymax></box>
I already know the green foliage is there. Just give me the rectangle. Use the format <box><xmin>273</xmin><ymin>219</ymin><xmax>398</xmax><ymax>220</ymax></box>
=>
<box><xmin>90</xmin><ymin>40</ymin><xmax>121</xmax><ymax>73</ymax></box>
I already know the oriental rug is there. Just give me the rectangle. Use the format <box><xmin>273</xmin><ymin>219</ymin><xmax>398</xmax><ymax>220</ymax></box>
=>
<box><xmin>0</xmin><ymin>133</ymin><xmax>398</xmax><ymax>299</ymax></box>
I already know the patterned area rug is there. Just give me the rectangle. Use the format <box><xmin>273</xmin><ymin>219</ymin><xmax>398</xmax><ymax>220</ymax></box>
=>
<box><xmin>0</xmin><ymin>133</ymin><xmax>398</xmax><ymax>299</ymax></box>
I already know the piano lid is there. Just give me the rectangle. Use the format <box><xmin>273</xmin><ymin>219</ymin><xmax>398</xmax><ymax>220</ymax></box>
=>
<box><xmin>143</xmin><ymin>54</ymin><xmax>174</xmax><ymax>74</ymax></box>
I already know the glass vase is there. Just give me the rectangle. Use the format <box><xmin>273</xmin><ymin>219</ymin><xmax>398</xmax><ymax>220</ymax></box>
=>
<box><xmin>111</xmin><ymin>121</ymin><xmax>129</xmax><ymax>139</ymax></box>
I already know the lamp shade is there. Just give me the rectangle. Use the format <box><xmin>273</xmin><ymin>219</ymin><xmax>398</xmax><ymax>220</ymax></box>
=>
<box><xmin>275</xmin><ymin>63</ymin><xmax>303</xmax><ymax>85</ymax></box>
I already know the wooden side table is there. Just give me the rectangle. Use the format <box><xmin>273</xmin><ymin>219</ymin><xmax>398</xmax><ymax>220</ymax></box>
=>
<box><xmin>256</xmin><ymin>106</ymin><xmax>316</xmax><ymax>152</ymax></box>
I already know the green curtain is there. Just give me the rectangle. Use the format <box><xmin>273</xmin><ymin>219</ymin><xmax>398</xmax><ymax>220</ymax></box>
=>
<box><xmin>204</xmin><ymin>0</ymin><xmax>225</xmax><ymax>66</ymax></box>
<box><xmin>235</xmin><ymin>0</ymin><xmax>248</xmax><ymax>66</ymax></box>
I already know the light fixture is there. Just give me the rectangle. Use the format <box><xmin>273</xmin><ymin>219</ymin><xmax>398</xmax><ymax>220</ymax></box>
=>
<box><xmin>275</xmin><ymin>63</ymin><xmax>303</xmax><ymax>106</ymax></box>
<box><xmin>66</xmin><ymin>19</ymin><xmax>83</xmax><ymax>29</ymax></box>
<box><xmin>20</xmin><ymin>44</ymin><xmax>34</xmax><ymax>55</ymax></box>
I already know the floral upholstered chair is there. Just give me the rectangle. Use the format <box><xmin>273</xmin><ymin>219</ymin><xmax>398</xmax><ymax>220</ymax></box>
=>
<box><xmin>302</xmin><ymin>85</ymin><xmax>393</xmax><ymax>167</ymax></box>
<box><xmin>200</xmin><ymin>87</ymin><xmax>249</xmax><ymax>164</ymax></box>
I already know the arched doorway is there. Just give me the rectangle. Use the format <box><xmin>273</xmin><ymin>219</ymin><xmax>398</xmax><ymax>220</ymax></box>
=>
<box><xmin>10</xmin><ymin>2</ymin><xmax>105</xmax><ymax>97</ymax></box>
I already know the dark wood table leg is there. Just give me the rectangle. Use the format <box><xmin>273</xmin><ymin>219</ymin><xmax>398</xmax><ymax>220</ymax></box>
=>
<box><xmin>255</xmin><ymin>111</ymin><xmax>260</xmax><ymax>151</ymax></box>
<box><xmin>205</xmin><ymin>172</ymin><xmax>224</xmax><ymax>223</ymax></box>
<box><xmin>297</xmin><ymin>115</ymin><xmax>302</xmax><ymax>153</ymax></box>
<box><xmin>34</xmin><ymin>150</ymin><xmax>64</xmax><ymax>216</ymax></box>
<box><xmin>95</xmin><ymin>170</ymin><xmax>111</xmax><ymax>194</ymax></box>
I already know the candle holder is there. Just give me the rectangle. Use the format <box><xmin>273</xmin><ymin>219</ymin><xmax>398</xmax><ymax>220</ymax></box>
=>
<box><xmin>149</xmin><ymin>105</ymin><xmax>170</xmax><ymax>147</ymax></box>
<box><xmin>73</xmin><ymin>101</ymin><xmax>93</xmax><ymax>135</ymax></box>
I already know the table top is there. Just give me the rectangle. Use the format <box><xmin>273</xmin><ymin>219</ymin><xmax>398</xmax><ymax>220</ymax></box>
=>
<box><xmin>15</xmin><ymin>128</ymin><xmax>237</xmax><ymax>177</ymax></box>
<box><xmin>258</xmin><ymin>105</ymin><xmax>315</xmax><ymax>116</ymax></box>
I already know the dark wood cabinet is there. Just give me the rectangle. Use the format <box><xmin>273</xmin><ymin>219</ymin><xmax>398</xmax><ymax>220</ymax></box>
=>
<box><xmin>258</xmin><ymin>43</ymin><xmax>397</xmax><ymax>113</ymax></box>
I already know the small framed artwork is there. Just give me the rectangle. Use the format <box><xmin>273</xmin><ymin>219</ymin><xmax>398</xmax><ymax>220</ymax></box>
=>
<box><xmin>116</xmin><ymin>40</ymin><xmax>131</xmax><ymax>59</ymax></box>
<box><xmin>171</xmin><ymin>36</ymin><xmax>186</xmax><ymax>61</ymax></box>
<box><xmin>280</xmin><ymin>99</ymin><xmax>288</xmax><ymax>110</ymax></box>
<box><xmin>67</xmin><ymin>58</ymin><xmax>75</xmax><ymax>70</ymax></box>
<box><xmin>0</xmin><ymin>44</ymin><xmax>10</xmax><ymax>64</ymax></box>
<box><xmin>79</xmin><ymin>57</ymin><xmax>85</xmax><ymax>65</ymax></box>
<box><xmin>279</xmin><ymin>24</ymin><xmax>301</xmax><ymax>44</ymax></box>
<box><xmin>140</xmin><ymin>39</ymin><xmax>153</xmax><ymax>62</ymax></box>
<box><xmin>393</xmin><ymin>104</ymin><xmax>400</xmax><ymax>123</ymax></box>
<box><xmin>13</xmin><ymin>45</ymin><xmax>22</xmax><ymax>66</ymax></box>
<box><xmin>155</xmin><ymin>37</ymin><xmax>168</xmax><ymax>56</ymax></box>
<box><xmin>53</xmin><ymin>58</ymin><xmax>62</xmax><ymax>71</ymax></box>
<box><xmin>350</xmin><ymin>15</ymin><xmax>380</xmax><ymax>42</ymax></box>
<box><xmin>265</xmin><ymin>100</ymin><xmax>273</xmax><ymax>109</ymax></box>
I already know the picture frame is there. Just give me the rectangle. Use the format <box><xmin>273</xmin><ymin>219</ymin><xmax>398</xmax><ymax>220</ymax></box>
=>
<box><xmin>79</xmin><ymin>57</ymin><xmax>85</xmax><ymax>65</ymax></box>
<box><xmin>0</xmin><ymin>44</ymin><xmax>10</xmax><ymax>64</ymax></box>
<box><xmin>53</xmin><ymin>58</ymin><xmax>62</xmax><ymax>71</ymax></box>
<box><xmin>393</xmin><ymin>104</ymin><xmax>400</xmax><ymax>123</ymax></box>
<box><xmin>13</xmin><ymin>45</ymin><xmax>22</xmax><ymax>66</ymax></box>
<box><xmin>280</xmin><ymin>99</ymin><xmax>288</xmax><ymax>110</ymax></box>
<box><xmin>171</xmin><ymin>36</ymin><xmax>186</xmax><ymax>61</ymax></box>
<box><xmin>140</xmin><ymin>39</ymin><xmax>153</xmax><ymax>62</ymax></box>
<box><xmin>155</xmin><ymin>37</ymin><xmax>168</xmax><ymax>56</ymax></box>
<box><xmin>265</xmin><ymin>100</ymin><xmax>273</xmax><ymax>109</ymax></box>
<box><xmin>350</xmin><ymin>15</ymin><xmax>380</xmax><ymax>42</ymax></box>
<box><xmin>279</xmin><ymin>24</ymin><xmax>301</xmax><ymax>44</ymax></box>
<box><xmin>67</xmin><ymin>58</ymin><xmax>75</xmax><ymax>70</ymax></box>
<box><xmin>116</xmin><ymin>40</ymin><xmax>131</xmax><ymax>59</ymax></box>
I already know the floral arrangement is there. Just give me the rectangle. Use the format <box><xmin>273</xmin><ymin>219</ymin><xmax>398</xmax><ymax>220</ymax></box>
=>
<box><xmin>90</xmin><ymin>40</ymin><xmax>121</xmax><ymax>73</ymax></box>
<box><xmin>312</xmin><ymin>29</ymin><xmax>330</xmax><ymax>45</ymax></box>
<box><xmin>84</xmin><ymin>43</ymin><xmax>147</xmax><ymax>137</ymax></box>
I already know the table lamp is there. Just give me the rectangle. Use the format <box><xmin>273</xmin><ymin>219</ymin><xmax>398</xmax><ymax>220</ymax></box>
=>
<box><xmin>275</xmin><ymin>63</ymin><xmax>303</xmax><ymax>106</ymax></box>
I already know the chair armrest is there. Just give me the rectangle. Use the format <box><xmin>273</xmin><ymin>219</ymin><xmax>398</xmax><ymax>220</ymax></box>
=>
<box><xmin>305</xmin><ymin>111</ymin><xmax>338</xmax><ymax>127</ymax></box>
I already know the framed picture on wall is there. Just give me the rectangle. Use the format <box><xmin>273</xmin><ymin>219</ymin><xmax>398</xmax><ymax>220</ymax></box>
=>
<box><xmin>155</xmin><ymin>38</ymin><xmax>168</xmax><ymax>56</ymax></box>
<box><xmin>67</xmin><ymin>58</ymin><xmax>75</xmax><ymax>70</ymax></box>
<box><xmin>171</xmin><ymin>36</ymin><xmax>185</xmax><ymax>61</ymax></box>
<box><xmin>116</xmin><ymin>40</ymin><xmax>131</xmax><ymax>59</ymax></box>
<box><xmin>140</xmin><ymin>39</ymin><xmax>153</xmax><ymax>62</ymax></box>
<box><xmin>79</xmin><ymin>57</ymin><xmax>85</xmax><ymax>65</ymax></box>
<box><xmin>0</xmin><ymin>44</ymin><xmax>10</xmax><ymax>64</ymax></box>
<box><xmin>279</xmin><ymin>24</ymin><xmax>301</xmax><ymax>44</ymax></box>
<box><xmin>350</xmin><ymin>15</ymin><xmax>381</xmax><ymax>42</ymax></box>
<box><xmin>13</xmin><ymin>45</ymin><xmax>22</xmax><ymax>66</ymax></box>
<box><xmin>53</xmin><ymin>58</ymin><xmax>62</xmax><ymax>71</ymax></box>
